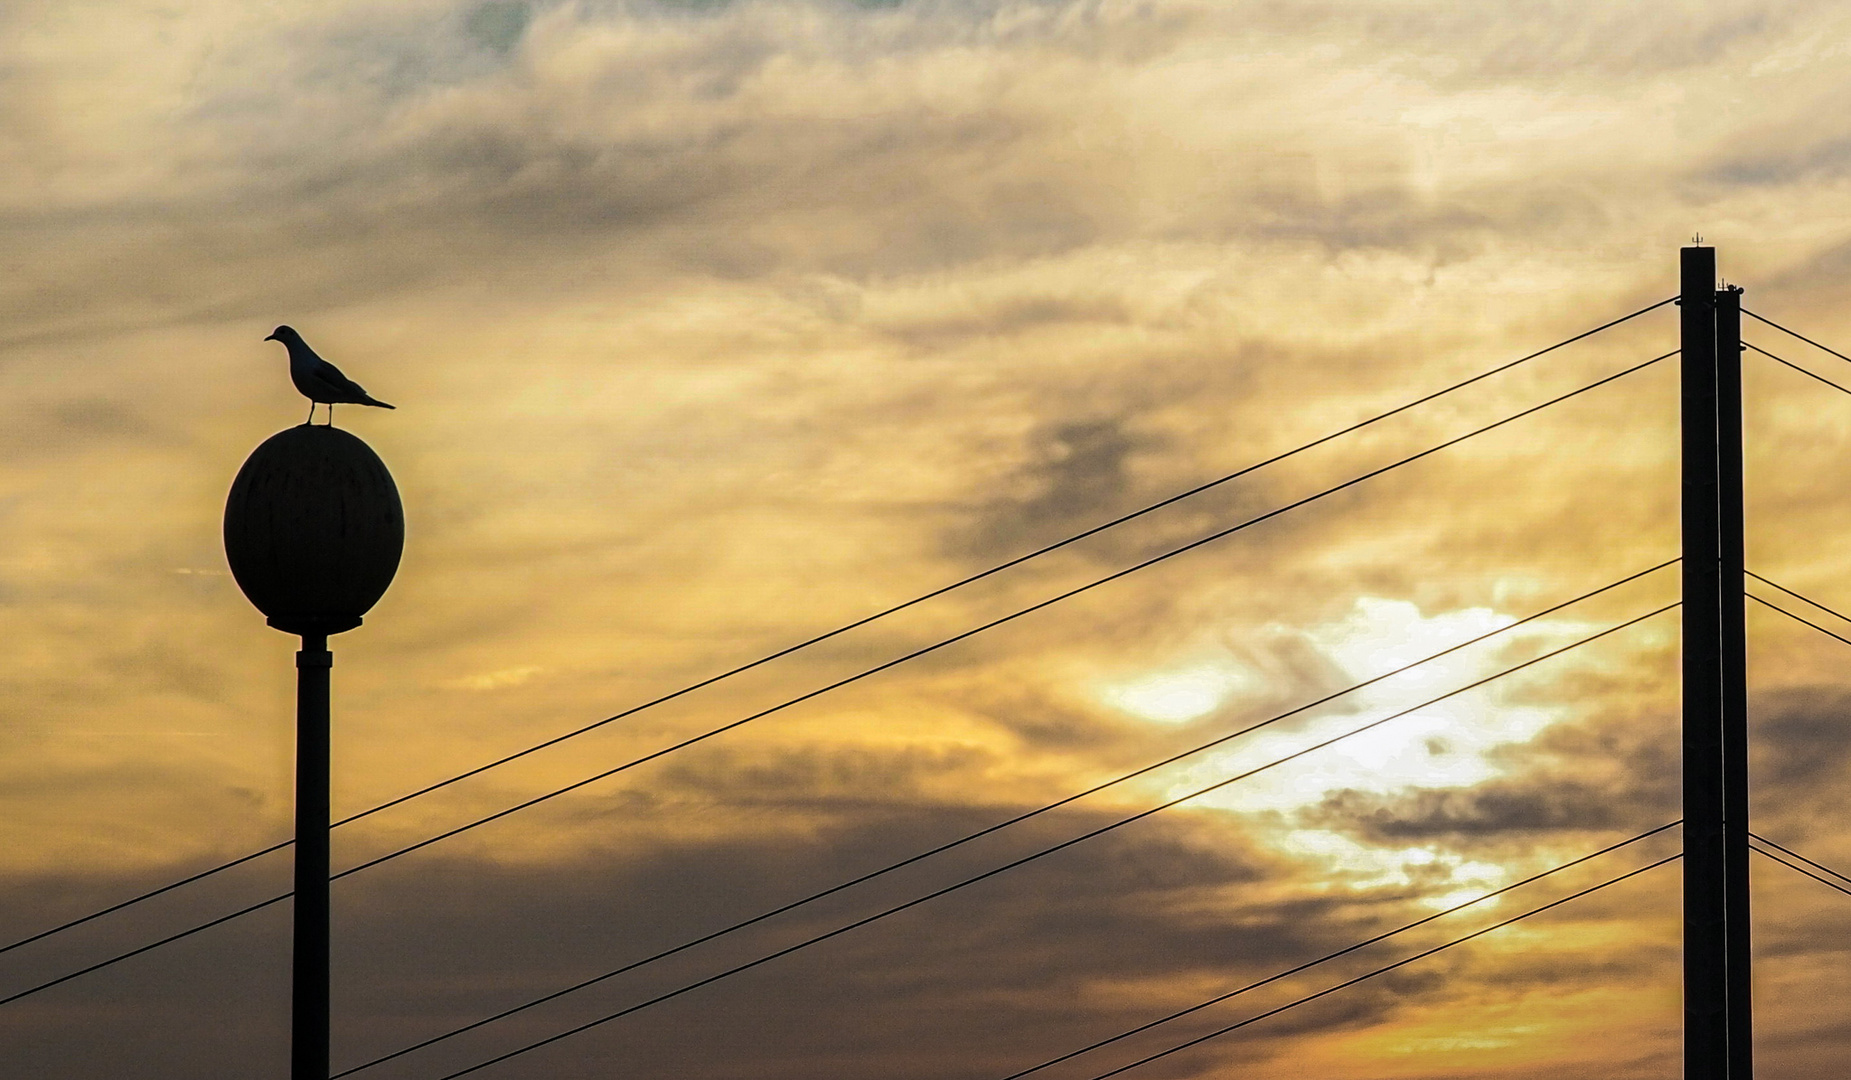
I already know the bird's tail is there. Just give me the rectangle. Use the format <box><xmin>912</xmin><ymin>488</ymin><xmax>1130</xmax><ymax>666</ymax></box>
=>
<box><xmin>361</xmin><ymin>396</ymin><xmax>396</xmax><ymax>409</ymax></box>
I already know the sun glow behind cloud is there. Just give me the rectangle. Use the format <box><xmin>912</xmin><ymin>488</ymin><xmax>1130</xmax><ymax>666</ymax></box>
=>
<box><xmin>1278</xmin><ymin>827</ymin><xmax>1512</xmax><ymax>910</ymax></box>
<box><xmin>1103</xmin><ymin>662</ymin><xmax>1254</xmax><ymax>723</ymax></box>
<box><xmin>1113</xmin><ymin>594</ymin><xmax>1614</xmax><ymax>907</ymax></box>
<box><xmin>1143</xmin><ymin>596</ymin><xmax>1575</xmax><ymax>800</ymax></box>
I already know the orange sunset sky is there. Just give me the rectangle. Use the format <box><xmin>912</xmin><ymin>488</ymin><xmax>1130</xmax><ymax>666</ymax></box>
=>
<box><xmin>6</xmin><ymin>2</ymin><xmax>1851</xmax><ymax>1078</ymax></box>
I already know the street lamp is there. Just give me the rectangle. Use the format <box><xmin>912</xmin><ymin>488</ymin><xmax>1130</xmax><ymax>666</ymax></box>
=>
<box><xmin>224</xmin><ymin>424</ymin><xmax>402</xmax><ymax>1079</ymax></box>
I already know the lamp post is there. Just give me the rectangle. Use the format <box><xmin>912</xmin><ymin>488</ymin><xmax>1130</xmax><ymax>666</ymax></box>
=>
<box><xmin>224</xmin><ymin>425</ymin><xmax>402</xmax><ymax>1080</ymax></box>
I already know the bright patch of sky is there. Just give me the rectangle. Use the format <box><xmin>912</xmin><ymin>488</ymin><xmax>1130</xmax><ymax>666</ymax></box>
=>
<box><xmin>1104</xmin><ymin>594</ymin><xmax>1607</xmax><ymax>898</ymax></box>
<box><xmin>1280</xmin><ymin>828</ymin><xmax>1511</xmax><ymax>910</ymax></box>
<box><xmin>1103</xmin><ymin>663</ymin><xmax>1254</xmax><ymax>723</ymax></box>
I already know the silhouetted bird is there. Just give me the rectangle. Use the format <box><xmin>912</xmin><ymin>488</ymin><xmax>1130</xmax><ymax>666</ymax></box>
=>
<box><xmin>264</xmin><ymin>325</ymin><xmax>396</xmax><ymax>426</ymax></box>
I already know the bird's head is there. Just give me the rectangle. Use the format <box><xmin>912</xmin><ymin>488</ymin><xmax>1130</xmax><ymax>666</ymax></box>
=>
<box><xmin>264</xmin><ymin>325</ymin><xmax>299</xmax><ymax>343</ymax></box>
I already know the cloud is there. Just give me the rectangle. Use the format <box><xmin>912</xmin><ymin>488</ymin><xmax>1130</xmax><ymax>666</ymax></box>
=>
<box><xmin>1297</xmin><ymin>686</ymin><xmax>1687</xmax><ymax>844</ymax></box>
<box><xmin>955</xmin><ymin>415</ymin><xmax>1155</xmax><ymax>559</ymax></box>
<box><xmin>10</xmin><ymin>0</ymin><xmax>1851</xmax><ymax>1076</ymax></box>
<box><xmin>2</xmin><ymin>797</ymin><xmax>1542</xmax><ymax>1080</ymax></box>
<box><xmin>445</xmin><ymin>664</ymin><xmax>547</xmax><ymax>690</ymax></box>
<box><xmin>1753</xmin><ymin>686</ymin><xmax>1851</xmax><ymax>789</ymax></box>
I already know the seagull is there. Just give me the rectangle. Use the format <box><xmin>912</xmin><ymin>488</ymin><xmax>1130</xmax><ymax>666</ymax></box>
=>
<box><xmin>264</xmin><ymin>325</ymin><xmax>396</xmax><ymax>426</ymax></box>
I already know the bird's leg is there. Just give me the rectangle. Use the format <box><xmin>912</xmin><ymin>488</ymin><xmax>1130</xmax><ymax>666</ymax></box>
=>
<box><xmin>327</xmin><ymin>404</ymin><xmax>336</xmax><ymax>427</ymax></box>
<box><xmin>305</xmin><ymin>401</ymin><xmax>316</xmax><ymax>425</ymax></box>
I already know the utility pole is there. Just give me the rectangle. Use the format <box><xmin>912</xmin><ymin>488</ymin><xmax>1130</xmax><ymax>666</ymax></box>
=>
<box><xmin>1716</xmin><ymin>283</ymin><xmax>1752</xmax><ymax>1080</ymax></box>
<box><xmin>1684</xmin><ymin>245</ymin><xmax>1753</xmax><ymax>1077</ymax></box>
<box><xmin>224</xmin><ymin>425</ymin><xmax>403</xmax><ymax>1079</ymax></box>
<box><xmin>1682</xmin><ymin>243</ymin><xmax>1727</xmax><ymax>1080</ymax></box>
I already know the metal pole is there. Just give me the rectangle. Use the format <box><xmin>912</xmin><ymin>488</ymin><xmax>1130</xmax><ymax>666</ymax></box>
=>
<box><xmin>1716</xmin><ymin>284</ymin><xmax>1752</xmax><ymax>1079</ymax></box>
<box><xmin>1682</xmin><ymin>244</ymin><xmax>1726</xmax><ymax>1080</ymax></box>
<box><xmin>294</xmin><ymin>634</ymin><xmax>332</xmax><ymax>1080</ymax></box>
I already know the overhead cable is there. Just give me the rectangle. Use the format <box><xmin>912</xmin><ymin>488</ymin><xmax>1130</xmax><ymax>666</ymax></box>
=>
<box><xmin>329</xmin><ymin>298</ymin><xmax>1679</xmax><ymax>830</ymax></box>
<box><xmin>329</xmin><ymin>351</ymin><xmax>1679</xmax><ymax>885</ymax></box>
<box><xmin>1743</xmin><ymin>309</ymin><xmax>1851</xmax><ymax>366</ymax></box>
<box><xmin>0</xmin><ymin>893</ymin><xmax>292</xmax><ymax>1009</ymax></box>
<box><xmin>1073</xmin><ymin>855</ymin><xmax>1682</xmax><ymax>1080</ymax></box>
<box><xmin>1746</xmin><ymin>593</ymin><xmax>1851</xmax><ymax>648</ymax></box>
<box><xmin>334</xmin><ymin>566</ymin><xmax>1676</xmax><ymax>1075</ymax></box>
<box><xmin>0</xmin><ymin>301</ymin><xmax>1674</xmax><ymax>958</ymax></box>
<box><xmin>0</xmin><ymin>841</ymin><xmax>291</xmax><ymax>960</ymax></box>
<box><xmin>1745</xmin><ymin>341</ymin><xmax>1851</xmax><ymax>397</ymax></box>
<box><xmin>997</xmin><ymin>821</ymin><xmax>1681</xmax><ymax>1080</ymax></box>
<box><xmin>1746</xmin><ymin>571</ymin><xmax>1851</xmax><ymax>629</ymax></box>
<box><xmin>1750</xmin><ymin>844</ymin><xmax>1851</xmax><ymax>899</ymax></box>
<box><xmin>406</xmin><ymin>605</ymin><xmax>1679</xmax><ymax>1080</ymax></box>
<box><xmin>2</xmin><ymin>357</ymin><xmax>1677</xmax><ymax>1011</ymax></box>
<box><xmin>1749</xmin><ymin>832</ymin><xmax>1851</xmax><ymax>890</ymax></box>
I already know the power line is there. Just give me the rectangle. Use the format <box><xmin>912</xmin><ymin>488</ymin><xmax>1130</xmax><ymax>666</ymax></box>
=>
<box><xmin>997</xmin><ymin>821</ymin><xmax>1682</xmax><ymax>1080</ymax></box>
<box><xmin>0</xmin><ymin>303</ymin><xmax>1673</xmax><ymax>959</ymax></box>
<box><xmin>1746</xmin><ymin>570</ymin><xmax>1851</xmax><ymax>628</ymax></box>
<box><xmin>1750</xmin><ymin>844</ymin><xmax>1851</xmax><ymax>900</ymax></box>
<box><xmin>1746</xmin><ymin>593</ymin><xmax>1851</xmax><ymax>648</ymax></box>
<box><xmin>324</xmin><ymin>296</ymin><xmax>1673</xmax><ymax>831</ymax></box>
<box><xmin>1750</xmin><ymin>833</ymin><xmax>1851</xmax><ymax>891</ymax></box>
<box><xmin>326</xmin><ymin>299</ymin><xmax>1676</xmax><ymax>831</ymax></box>
<box><xmin>334</xmin><ymin>565</ymin><xmax>1675</xmax><ymax>1075</ymax></box>
<box><xmin>1734</xmin><ymin>573</ymin><xmax>1851</xmax><ymax>903</ymax></box>
<box><xmin>1743</xmin><ymin>309</ymin><xmax>1851</xmax><ymax>367</ymax></box>
<box><xmin>326</xmin><ymin>351</ymin><xmax>1676</xmax><ymax>885</ymax></box>
<box><xmin>0</xmin><ymin>840</ymin><xmax>292</xmax><ymax>960</ymax></box>
<box><xmin>3</xmin><ymin>356</ymin><xmax>1675</xmax><ymax>1011</ymax></box>
<box><xmin>411</xmin><ymin>605</ymin><xmax>1678</xmax><ymax>1080</ymax></box>
<box><xmin>1074</xmin><ymin>854</ymin><xmax>1682</xmax><ymax>1080</ymax></box>
<box><xmin>0</xmin><ymin>893</ymin><xmax>292</xmax><ymax>1008</ymax></box>
<box><xmin>1722</xmin><ymin>587</ymin><xmax>1851</xmax><ymax>900</ymax></box>
<box><xmin>1745</xmin><ymin>341</ymin><xmax>1851</xmax><ymax>397</ymax></box>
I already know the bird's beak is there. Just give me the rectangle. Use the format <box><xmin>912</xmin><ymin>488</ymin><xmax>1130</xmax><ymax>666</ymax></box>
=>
<box><xmin>263</xmin><ymin>333</ymin><xmax>278</xmax><ymax>341</ymax></box>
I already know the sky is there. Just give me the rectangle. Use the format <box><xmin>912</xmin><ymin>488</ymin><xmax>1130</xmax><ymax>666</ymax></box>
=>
<box><xmin>6</xmin><ymin>1</ymin><xmax>1851</xmax><ymax>1077</ymax></box>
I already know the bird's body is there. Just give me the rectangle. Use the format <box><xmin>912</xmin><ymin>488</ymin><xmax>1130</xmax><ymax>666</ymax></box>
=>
<box><xmin>265</xmin><ymin>325</ymin><xmax>395</xmax><ymax>425</ymax></box>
